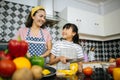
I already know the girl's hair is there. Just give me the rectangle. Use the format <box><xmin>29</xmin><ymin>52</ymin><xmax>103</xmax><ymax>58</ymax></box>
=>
<box><xmin>25</xmin><ymin>9</ymin><xmax>46</xmax><ymax>28</ymax></box>
<box><xmin>63</xmin><ymin>23</ymin><xmax>79</xmax><ymax>44</ymax></box>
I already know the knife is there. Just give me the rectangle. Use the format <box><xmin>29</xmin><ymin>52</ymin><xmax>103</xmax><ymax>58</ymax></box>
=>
<box><xmin>66</xmin><ymin>58</ymin><xmax>84</xmax><ymax>63</ymax></box>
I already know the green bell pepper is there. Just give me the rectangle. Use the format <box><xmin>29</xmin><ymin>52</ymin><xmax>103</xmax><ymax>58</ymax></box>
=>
<box><xmin>29</xmin><ymin>55</ymin><xmax>45</xmax><ymax>68</ymax></box>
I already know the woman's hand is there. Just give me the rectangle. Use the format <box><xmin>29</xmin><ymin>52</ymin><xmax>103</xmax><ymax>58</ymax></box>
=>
<box><xmin>40</xmin><ymin>55</ymin><xmax>44</xmax><ymax>58</ymax></box>
<box><xmin>26</xmin><ymin>53</ymin><xmax>31</xmax><ymax>58</ymax></box>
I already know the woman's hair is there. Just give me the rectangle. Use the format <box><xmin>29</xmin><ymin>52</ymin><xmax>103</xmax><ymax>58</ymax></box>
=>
<box><xmin>63</xmin><ymin>23</ymin><xmax>79</xmax><ymax>44</ymax></box>
<box><xmin>25</xmin><ymin>8</ymin><xmax>46</xmax><ymax>28</ymax></box>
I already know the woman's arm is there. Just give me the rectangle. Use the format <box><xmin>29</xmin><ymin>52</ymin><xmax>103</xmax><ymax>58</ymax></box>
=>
<box><xmin>41</xmin><ymin>40</ymin><xmax>52</xmax><ymax>58</ymax></box>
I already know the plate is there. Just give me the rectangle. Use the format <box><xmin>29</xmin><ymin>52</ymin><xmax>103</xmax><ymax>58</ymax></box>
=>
<box><xmin>43</xmin><ymin>66</ymin><xmax>56</xmax><ymax>78</ymax></box>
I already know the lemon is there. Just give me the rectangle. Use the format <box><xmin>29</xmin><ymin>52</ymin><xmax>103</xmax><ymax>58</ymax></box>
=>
<box><xmin>42</xmin><ymin>69</ymin><xmax>51</xmax><ymax>75</ymax></box>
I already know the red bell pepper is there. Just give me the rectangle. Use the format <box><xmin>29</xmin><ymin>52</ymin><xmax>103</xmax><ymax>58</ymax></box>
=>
<box><xmin>8</xmin><ymin>39</ymin><xmax>28</xmax><ymax>58</ymax></box>
<box><xmin>0</xmin><ymin>50</ymin><xmax>12</xmax><ymax>60</ymax></box>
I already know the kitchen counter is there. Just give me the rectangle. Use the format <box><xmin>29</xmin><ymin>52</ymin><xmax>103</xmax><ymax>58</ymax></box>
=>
<box><xmin>1</xmin><ymin>65</ymin><xmax>114</xmax><ymax>80</ymax></box>
<box><xmin>48</xmin><ymin>61</ymin><xmax>116</xmax><ymax>73</ymax></box>
<box><xmin>45</xmin><ymin>62</ymin><xmax>115</xmax><ymax>80</ymax></box>
<box><xmin>42</xmin><ymin>67</ymin><xmax>113</xmax><ymax>80</ymax></box>
<box><xmin>83</xmin><ymin>61</ymin><xmax>116</xmax><ymax>69</ymax></box>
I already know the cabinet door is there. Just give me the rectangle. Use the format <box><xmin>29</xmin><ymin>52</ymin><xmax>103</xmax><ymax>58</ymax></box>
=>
<box><xmin>67</xmin><ymin>7</ymin><xmax>104</xmax><ymax>36</ymax></box>
<box><xmin>77</xmin><ymin>11</ymin><xmax>104</xmax><ymax>36</ymax></box>
<box><xmin>67</xmin><ymin>8</ymin><xmax>88</xmax><ymax>34</ymax></box>
<box><xmin>88</xmin><ymin>13</ymin><xmax>104</xmax><ymax>36</ymax></box>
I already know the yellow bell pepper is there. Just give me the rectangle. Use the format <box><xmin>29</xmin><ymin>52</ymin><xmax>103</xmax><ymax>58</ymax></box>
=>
<box><xmin>70</xmin><ymin>63</ymin><xmax>78</xmax><ymax>73</ymax></box>
<box><xmin>42</xmin><ymin>69</ymin><xmax>51</xmax><ymax>75</ymax></box>
<box><xmin>57</xmin><ymin>70</ymin><xmax>75</xmax><ymax>76</ymax></box>
<box><xmin>113</xmin><ymin>68</ymin><xmax>120</xmax><ymax>80</ymax></box>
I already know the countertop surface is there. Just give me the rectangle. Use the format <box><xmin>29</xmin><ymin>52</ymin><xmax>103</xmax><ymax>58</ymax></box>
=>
<box><xmin>42</xmin><ymin>67</ymin><xmax>113</xmax><ymax>80</ymax></box>
<box><xmin>46</xmin><ymin>62</ymin><xmax>115</xmax><ymax>80</ymax></box>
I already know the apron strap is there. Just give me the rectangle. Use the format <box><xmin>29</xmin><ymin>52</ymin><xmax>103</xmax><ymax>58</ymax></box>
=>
<box><xmin>40</xmin><ymin>29</ymin><xmax>45</xmax><ymax>41</ymax></box>
<box><xmin>26</xmin><ymin>28</ymin><xmax>45</xmax><ymax>42</ymax></box>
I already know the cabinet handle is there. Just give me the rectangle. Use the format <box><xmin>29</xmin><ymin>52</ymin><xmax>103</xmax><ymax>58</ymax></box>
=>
<box><xmin>76</xmin><ymin>19</ymin><xmax>81</xmax><ymax>22</ymax></box>
<box><xmin>94</xmin><ymin>23</ymin><xmax>99</xmax><ymax>26</ymax></box>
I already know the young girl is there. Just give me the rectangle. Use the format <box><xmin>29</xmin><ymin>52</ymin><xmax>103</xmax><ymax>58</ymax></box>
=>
<box><xmin>49</xmin><ymin>23</ymin><xmax>84</xmax><ymax>72</ymax></box>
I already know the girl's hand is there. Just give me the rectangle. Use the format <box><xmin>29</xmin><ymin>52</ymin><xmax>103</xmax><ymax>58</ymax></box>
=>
<box><xmin>78</xmin><ymin>66</ymin><xmax>83</xmax><ymax>73</ymax></box>
<box><xmin>59</xmin><ymin>56</ymin><xmax>67</xmax><ymax>64</ymax></box>
<box><xmin>78</xmin><ymin>62</ymin><xmax>83</xmax><ymax>73</ymax></box>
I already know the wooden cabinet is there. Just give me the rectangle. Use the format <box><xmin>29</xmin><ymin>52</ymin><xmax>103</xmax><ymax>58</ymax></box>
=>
<box><xmin>60</xmin><ymin>7</ymin><xmax>104</xmax><ymax>36</ymax></box>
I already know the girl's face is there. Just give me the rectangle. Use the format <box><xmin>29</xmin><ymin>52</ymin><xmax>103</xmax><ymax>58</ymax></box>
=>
<box><xmin>62</xmin><ymin>27</ymin><xmax>76</xmax><ymax>41</ymax></box>
<box><xmin>32</xmin><ymin>10</ymin><xmax>46</xmax><ymax>27</ymax></box>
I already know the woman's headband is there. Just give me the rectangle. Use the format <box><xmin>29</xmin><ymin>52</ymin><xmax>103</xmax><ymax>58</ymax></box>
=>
<box><xmin>31</xmin><ymin>6</ymin><xmax>45</xmax><ymax>17</ymax></box>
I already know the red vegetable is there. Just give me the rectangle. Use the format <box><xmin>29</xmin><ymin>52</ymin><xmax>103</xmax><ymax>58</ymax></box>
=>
<box><xmin>8</xmin><ymin>39</ymin><xmax>28</xmax><ymax>58</ymax></box>
<box><xmin>0</xmin><ymin>50</ymin><xmax>12</xmax><ymax>60</ymax></box>
<box><xmin>83</xmin><ymin>67</ymin><xmax>93</xmax><ymax>76</ymax></box>
<box><xmin>116</xmin><ymin>58</ymin><xmax>120</xmax><ymax>67</ymax></box>
<box><xmin>0</xmin><ymin>59</ymin><xmax>16</xmax><ymax>77</ymax></box>
<box><xmin>107</xmin><ymin>65</ymin><xmax>116</xmax><ymax>75</ymax></box>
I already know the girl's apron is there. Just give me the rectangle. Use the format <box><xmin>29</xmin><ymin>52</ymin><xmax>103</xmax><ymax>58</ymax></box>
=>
<box><xmin>57</xmin><ymin>47</ymin><xmax>77</xmax><ymax>70</ymax></box>
<box><xmin>26</xmin><ymin>28</ymin><xmax>46</xmax><ymax>56</ymax></box>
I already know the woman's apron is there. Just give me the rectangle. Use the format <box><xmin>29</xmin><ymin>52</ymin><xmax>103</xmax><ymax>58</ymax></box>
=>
<box><xmin>26</xmin><ymin>28</ymin><xmax>46</xmax><ymax>56</ymax></box>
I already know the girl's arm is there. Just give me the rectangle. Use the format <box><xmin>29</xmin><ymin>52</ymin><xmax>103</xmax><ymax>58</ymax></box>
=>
<box><xmin>78</xmin><ymin>61</ymin><xmax>83</xmax><ymax>73</ymax></box>
<box><xmin>49</xmin><ymin>54</ymin><xmax>68</xmax><ymax>65</ymax></box>
<box><xmin>49</xmin><ymin>54</ymin><xmax>60</xmax><ymax>65</ymax></box>
<box><xmin>40</xmin><ymin>40</ymin><xmax>52</xmax><ymax>58</ymax></box>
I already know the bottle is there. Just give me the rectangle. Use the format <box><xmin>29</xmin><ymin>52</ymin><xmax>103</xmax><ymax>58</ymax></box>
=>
<box><xmin>88</xmin><ymin>47</ymin><xmax>95</xmax><ymax>62</ymax></box>
<box><xmin>83</xmin><ymin>46</ymin><xmax>88</xmax><ymax>62</ymax></box>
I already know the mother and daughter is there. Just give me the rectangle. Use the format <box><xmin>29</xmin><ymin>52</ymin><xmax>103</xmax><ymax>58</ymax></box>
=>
<box><xmin>14</xmin><ymin>5</ymin><xmax>84</xmax><ymax>73</ymax></box>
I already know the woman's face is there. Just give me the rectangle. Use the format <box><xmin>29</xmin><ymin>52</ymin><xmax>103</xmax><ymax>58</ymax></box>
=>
<box><xmin>62</xmin><ymin>27</ymin><xmax>75</xmax><ymax>40</ymax></box>
<box><xmin>32</xmin><ymin>10</ymin><xmax>46</xmax><ymax>27</ymax></box>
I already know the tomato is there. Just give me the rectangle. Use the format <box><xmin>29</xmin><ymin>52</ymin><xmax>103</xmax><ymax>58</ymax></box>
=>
<box><xmin>107</xmin><ymin>65</ymin><xmax>116</xmax><ymax>75</ymax></box>
<box><xmin>0</xmin><ymin>60</ymin><xmax>16</xmax><ymax>77</ymax></box>
<box><xmin>0</xmin><ymin>50</ymin><xmax>12</xmax><ymax>60</ymax></box>
<box><xmin>83</xmin><ymin>67</ymin><xmax>93</xmax><ymax>76</ymax></box>
<box><xmin>116</xmin><ymin>58</ymin><xmax>120</xmax><ymax>67</ymax></box>
<box><xmin>8</xmin><ymin>39</ymin><xmax>28</xmax><ymax>58</ymax></box>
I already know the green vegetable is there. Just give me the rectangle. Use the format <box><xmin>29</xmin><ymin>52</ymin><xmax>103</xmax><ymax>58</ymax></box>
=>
<box><xmin>0</xmin><ymin>77</ymin><xmax>3</xmax><ymax>80</ymax></box>
<box><xmin>29</xmin><ymin>55</ymin><xmax>45</xmax><ymax>68</ymax></box>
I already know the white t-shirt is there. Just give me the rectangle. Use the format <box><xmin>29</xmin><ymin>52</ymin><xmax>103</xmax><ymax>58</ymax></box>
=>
<box><xmin>51</xmin><ymin>40</ymin><xmax>84</xmax><ymax>70</ymax></box>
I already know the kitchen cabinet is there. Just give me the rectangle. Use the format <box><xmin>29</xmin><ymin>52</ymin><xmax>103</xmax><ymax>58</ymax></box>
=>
<box><xmin>60</xmin><ymin>7</ymin><xmax>104</xmax><ymax>36</ymax></box>
<box><xmin>104</xmin><ymin>8</ymin><xmax>120</xmax><ymax>36</ymax></box>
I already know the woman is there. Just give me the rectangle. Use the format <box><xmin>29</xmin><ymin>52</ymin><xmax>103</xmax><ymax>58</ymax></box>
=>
<box><xmin>49</xmin><ymin>23</ymin><xmax>83</xmax><ymax>72</ymax></box>
<box><xmin>14</xmin><ymin>6</ymin><xmax>52</xmax><ymax>58</ymax></box>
